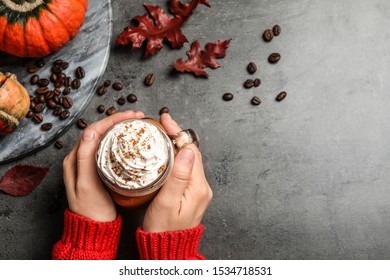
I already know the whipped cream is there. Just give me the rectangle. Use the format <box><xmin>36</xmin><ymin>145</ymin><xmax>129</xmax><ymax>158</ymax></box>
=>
<box><xmin>97</xmin><ymin>120</ymin><xmax>169</xmax><ymax>189</ymax></box>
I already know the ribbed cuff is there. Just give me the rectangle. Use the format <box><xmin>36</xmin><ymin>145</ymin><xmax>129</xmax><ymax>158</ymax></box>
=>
<box><xmin>136</xmin><ymin>225</ymin><xmax>205</xmax><ymax>260</ymax></box>
<box><xmin>52</xmin><ymin>209</ymin><xmax>122</xmax><ymax>260</ymax></box>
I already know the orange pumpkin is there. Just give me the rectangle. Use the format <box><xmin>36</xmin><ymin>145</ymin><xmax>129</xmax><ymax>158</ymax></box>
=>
<box><xmin>0</xmin><ymin>0</ymin><xmax>88</xmax><ymax>57</ymax></box>
<box><xmin>0</xmin><ymin>72</ymin><xmax>30</xmax><ymax>135</ymax></box>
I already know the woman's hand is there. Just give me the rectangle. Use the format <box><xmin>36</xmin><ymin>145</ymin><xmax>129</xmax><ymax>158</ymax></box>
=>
<box><xmin>63</xmin><ymin>110</ymin><xmax>145</xmax><ymax>222</ymax></box>
<box><xmin>142</xmin><ymin>113</ymin><xmax>213</xmax><ymax>232</ymax></box>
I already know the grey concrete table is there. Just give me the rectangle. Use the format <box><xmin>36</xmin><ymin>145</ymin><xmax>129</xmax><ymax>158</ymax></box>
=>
<box><xmin>1</xmin><ymin>0</ymin><xmax>390</xmax><ymax>259</ymax></box>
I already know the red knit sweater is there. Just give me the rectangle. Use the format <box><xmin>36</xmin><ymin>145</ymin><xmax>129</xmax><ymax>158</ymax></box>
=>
<box><xmin>52</xmin><ymin>209</ymin><xmax>205</xmax><ymax>260</ymax></box>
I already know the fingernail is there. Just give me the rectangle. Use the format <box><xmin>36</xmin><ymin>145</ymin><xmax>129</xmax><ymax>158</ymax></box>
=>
<box><xmin>82</xmin><ymin>128</ymin><xmax>95</xmax><ymax>142</ymax></box>
<box><xmin>178</xmin><ymin>148</ymin><xmax>194</xmax><ymax>166</ymax></box>
<box><xmin>166</xmin><ymin>113</ymin><xmax>172</xmax><ymax>120</ymax></box>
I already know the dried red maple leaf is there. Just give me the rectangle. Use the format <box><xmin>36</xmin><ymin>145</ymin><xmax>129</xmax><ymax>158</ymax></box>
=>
<box><xmin>173</xmin><ymin>39</ymin><xmax>231</xmax><ymax>77</ymax></box>
<box><xmin>0</xmin><ymin>164</ymin><xmax>49</xmax><ymax>197</ymax></box>
<box><xmin>116</xmin><ymin>0</ymin><xmax>210</xmax><ymax>58</ymax></box>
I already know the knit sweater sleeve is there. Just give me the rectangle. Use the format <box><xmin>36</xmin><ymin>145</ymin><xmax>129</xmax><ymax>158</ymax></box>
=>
<box><xmin>136</xmin><ymin>225</ymin><xmax>206</xmax><ymax>260</ymax></box>
<box><xmin>52</xmin><ymin>209</ymin><xmax>122</xmax><ymax>260</ymax></box>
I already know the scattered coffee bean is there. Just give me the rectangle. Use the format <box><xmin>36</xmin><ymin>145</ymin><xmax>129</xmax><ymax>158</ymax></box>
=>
<box><xmin>117</xmin><ymin>97</ymin><xmax>126</xmax><ymax>105</ymax></box>
<box><xmin>251</xmin><ymin>96</ymin><xmax>262</xmax><ymax>106</ymax></box>
<box><xmin>45</xmin><ymin>91</ymin><xmax>54</xmax><ymax>100</ymax></box>
<box><xmin>71</xmin><ymin>79</ymin><xmax>81</xmax><ymax>89</ymax></box>
<box><xmin>96</xmin><ymin>85</ymin><xmax>107</xmax><ymax>95</ymax></box>
<box><xmin>112</xmin><ymin>82</ymin><xmax>123</xmax><ymax>91</ymax></box>
<box><xmin>61</xmin><ymin>61</ymin><xmax>69</xmax><ymax>70</ymax></box>
<box><xmin>247</xmin><ymin>62</ymin><xmax>257</xmax><ymax>74</ymax></box>
<box><xmin>75</xmin><ymin>66</ymin><xmax>85</xmax><ymax>79</ymax></box>
<box><xmin>222</xmin><ymin>93</ymin><xmax>234</xmax><ymax>101</ymax></box>
<box><xmin>38</xmin><ymin>78</ymin><xmax>49</xmax><ymax>87</ymax></box>
<box><xmin>104</xmin><ymin>80</ymin><xmax>112</xmax><ymax>87</ymax></box>
<box><xmin>159</xmin><ymin>107</ymin><xmax>169</xmax><ymax>115</ymax></box>
<box><xmin>276</xmin><ymin>91</ymin><xmax>287</xmax><ymax>102</ymax></box>
<box><xmin>50</xmin><ymin>73</ymin><xmax>58</xmax><ymax>82</ymax></box>
<box><xmin>126</xmin><ymin>94</ymin><xmax>137</xmax><ymax>103</ymax></box>
<box><xmin>97</xmin><ymin>105</ymin><xmax>105</xmax><ymax>114</ymax></box>
<box><xmin>32</xmin><ymin>113</ymin><xmax>43</xmax><ymax>123</ymax></box>
<box><xmin>54</xmin><ymin>78</ymin><xmax>64</xmax><ymax>88</ymax></box>
<box><xmin>30</xmin><ymin>101</ymin><xmax>36</xmax><ymax>110</ymax></box>
<box><xmin>253</xmin><ymin>78</ymin><xmax>261</xmax><ymax>87</ymax></box>
<box><xmin>268</xmin><ymin>53</ymin><xmax>281</xmax><ymax>64</ymax></box>
<box><xmin>263</xmin><ymin>29</ymin><xmax>274</xmax><ymax>42</ymax></box>
<box><xmin>54</xmin><ymin>140</ymin><xmax>64</xmax><ymax>149</ymax></box>
<box><xmin>60</xmin><ymin>73</ymin><xmax>66</xmax><ymax>80</ymax></box>
<box><xmin>273</xmin><ymin>24</ymin><xmax>281</xmax><ymax>36</ymax></box>
<box><xmin>53</xmin><ymin>107</ymin><xmax>63</xmax><ymax>116</ymax></box>
<box><xmin>26</xmin><ymin>111</ymin><xmax>34</xmax><ymax>118</ymax></box>
<box><xmin>27</xmin><ymin>65</ymin><xmax>40</xmax><ymax>73</ymax></box>
<box><xmin>54</xmin><ymin>88</ymin><xmax>62</xmax><ymax>95</ymax></box>
<box><xmin>34</xmin><ymin>103</ymin><xmax>45</xmax><ymax>113</ymax></box>
<box><xmin>106</xmin><ymin>106</ymin><xmax>116</xmax><ymax>116</ymax></box>
<box><xmin>65</xmin><ymin>77</ymin><xmax>72</xmax><ymax>87</ymax></box>
<box><xmin>51</xmin><ymin>65</ymin><xmax>62</xmax><ymax>74</ymax></box>
<box><xmin>77</xmin><ymin>118</ymin><xmax>88</xmax><ymax>129</ymax></box>
<box><xmin>54</xmin><ymin>59</ymin><xmax>64</xmax><ymax>66</ymax></box>
<box><xmin>144</xmin><ymin>73</ymin><xmax>155</xmax><ymax>86</ymax></box>
<box><xmin>47</xmin><ymin>99</ymin><xmax>57</xmax><ymax>109</ymax></box>
<box><xmin>37</xmin><ymin>95</ymin><xmax>46</xmax><ymax>103</ymax></box>
<box><xmin>244</xmin><ymin>79</ymin><xmax>255</xmax><ymax>89</ymax></box>
<box><xmin>30</xmin><ymin>75</ymin><xmax>39</xmax><ymax>85</ymax></box>
<box><xmin>41</xmin><ymin>123</ymin><xmax>52</xmax><ymax>131</ymax></box>
<box><xmin>35</xmin><ymin>87</ymin><xmax>49</xmax><ymax>95</ymax></box>
<box><xmin>62</xmin><ymin>87</ymin><xmax>71</xmax><ymax>95</ymax></box>
<box><xmin>61</xmin><ymin>96</ymin><xmax>73</xmax><ymax>109</ymax></box>
<box><xmin>59</xmin><ymin>110</ymin><xmax>70</xmax><ymax>120</ymax></box>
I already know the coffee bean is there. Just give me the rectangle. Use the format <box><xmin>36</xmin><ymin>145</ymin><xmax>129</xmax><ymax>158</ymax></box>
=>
<box><xmin>60</xmin><ymin>73</ymin><xmax>66</xmax><ymax>80</ymax></box>
<box><xmin>112</xmin><ymin>82</ymin><xmax>123</xmax><ymax>91</ymax></box>
<box><xmin>75</xmin><ymin>66</ymin><xmax>85</xmax><ymax>79</ymax></box>
<box><xmin>54</xmin><ymin>59</ymin><xmax>64</xmax><ymax>66</ymax></box>
<box><xmin>52</xmin><ymin>95</ymin><xmax>60</xmax><ymax>104</ymax></box>
<box><xmin>126</xmin><ymin>94</ymin><xmax>137</xmax><ymax>103</ymax></box>
<box><xmin>53</xmin><ymin>107</ymin><xmax>63</xmax><ymax>116</ymax></box>
<box><xmin>62</xmin><ymin>87</ymin><xmax>71</xmax><ymax>95</ymax></box>
<box><xmin>247</xmin><ymin>62</ymin><xmax>257</xmax><ymax>74</ymax></box>
<box><xmin>54</xmin><ymin>88</ymin><xmax>62</xmax><ymax>95</ymax></box>
<box><xmin>97</xmin><ymin>105</ymin><xmax>105</xmax><ymax>114</ymax></box>
<box><xmin>106</xmin><ymin>106</ymin><xmax>116</xmax><ymax>116</ymax></box>
<box><xmin>268</xmin><ymin>53</ymin><xmax>281</xmax><ymax>64</ymax></box>
<box><xmin>55</xmin><ymin>77</ymin><xmax>65</xmax><ymax>88</ymax></box>
<box><xmin>77</xmin><ymin>118</ymin><xmax>88</xmax><ymax>129</ymax></box>
<box><xmin>37</xmin><ymin>95</ymin><xmax>46</xmax><ymax>103</ymax></box>
<box><xmin>71</xmin><ymin>79</ymin><xmax>81</xmax><ymax>89</ymax></box>
<box><xmin>59</xmin><ymin>110</ymin><xmax>70</xmax><ymax>120</ymax></box>
<box><xmin>159</xmin><ymin>107</ymin><xmax>169</xmax><ymax>115</ymax></box>
<box><xmin>263</xmin><ymin>29</ymin><xmax>274</xmax><ymax>42</ymax></box>
<box><xmin>117</xmin><ymin>97</ymin><xmax>126</xmax><ymax>105</ymax></box>
<box><xmin>244</xmin><ymin>79</ymin><xmax>255</xmax><ymax>89</ymax></box>
<box><xmin>276</xmin><ymin>91</ymin><xmax>287</xmax><ymax>102</ymax></box>
<box><xmin>45</xmin><ymin>91</ymin><xmax>54</xmax><ymax>100</ymax></box>
<box><xmin>30</xmin><ymin>74</ymin><xmax>39</xmax><ymax>85</ymax></box>
<box><xmin>144</xmin><ymin>73</ymin><xmax>155</xmax><ymax>86</ymax></box>
<box><xmin>51</xmin><ymin>65</ymin><xmax>62</xmax><ymax>74</ymax></box>
<box><xmin>30</xmin><ymin>101</ymin><xmax>36</xmax><ymax>110</ymax></box>
<box><xmin>222</xmin><ymin>93</ymin><xmax>234</xmax><ymax>101</ymax></box>
<box><xmin>26</xmin><ymin>111</ymin><xmax>34</xmax><ymax>118</ymax></box>
<box><xmin>254</xmin><ymin>78</ymin><xmax>261</xmax><ymax>87</ymax></box>
<box><xmin>273</xmin><ymin>24</ymin><xmax>281</xmax><ymax>36</ymax></box>
<box><xmin>27</xmin><ymin>65</ymin><xmax>40</xmax><ymax>73</ymax></box>
<box><xmin>35</xmin><ymin>59</ymin><xmax>45</xmax><ymax>68</ymax></box>
<box><xmin>41</xmin><ymin>123</ymin><xmax>52</xmax><ymax>131</ymax></box>
<box><xmin>96</xmin><ymin>85</ymin><xmax>107</xmax><ymax>95</ymax></box>
<box><xmin>47</xmin><ymin>99</ymin><xmax>57</xmax><ymax>109</ymax></box>
<box><xmin>65</xmin><ymin>77</ymin><xmax>72</xmax><ymax>87</ymax></box>
<box><xmin>50</xmin><ymin>73</ymin><xmax>58</xmax><ymax>82</ymax></box>
<box><xmin>38</xmin><ymin>78</ymin><xmax>49</xmax><ymax>87</ymax></box>
<box><xmin>36</xmin><ymin>87</ymin><xmax>49</xmax><ymax>95</ymax></box>
<box><xmin>54</xmin><ymin>140</ymin><xmax>64</xmax><ymax>149</ymax></box>
<box><xmin>61</xmin><ymin>61</ymin><xmax>69</xmax><ymax>70</ymax></box>
<box><xmin>61</xmin><ymin>96</ymin><xmax>73</xmax><ymax>109</ymax></box>
<box><xmin>34</xmin><ymin>103</ymin><xmax>45</xmax><ymax>113</ymax></box>
<box><xmin>104</xmin><ymin>80</ymin><xmax>112</xmax><ymax>87</ymax></box>
<box><xmin>32</xmin><ymin>113</ymin><xmax>43</xmax><ymax>123</ymax></box>
<box><xmin>251</xmin><ymin>96</ymin><xmax>261</xmax><ymax>106</ymax></box>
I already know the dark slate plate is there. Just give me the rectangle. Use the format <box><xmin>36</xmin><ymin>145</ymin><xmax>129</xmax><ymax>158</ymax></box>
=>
<box><xmin>0</xmin><ymin>0</ymin><xmax>112</xmax><ymax>164</ymax></box>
